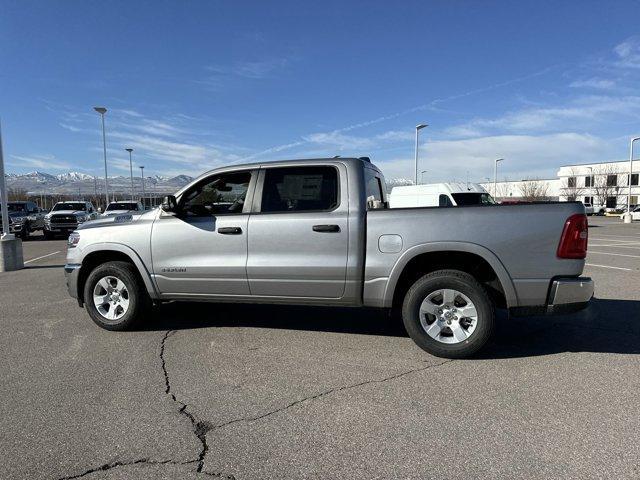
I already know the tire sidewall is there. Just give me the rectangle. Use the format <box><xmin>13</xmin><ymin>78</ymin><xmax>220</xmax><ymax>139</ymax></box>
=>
<box><xmin>84</xmin><ymin>262</ymin><xmax>142</xmax><ymax>330</ymax></box>
<box><xmin>402</xmin><ymin>272</ymin><xmax>494</xmax><ymax>358</ymax></box>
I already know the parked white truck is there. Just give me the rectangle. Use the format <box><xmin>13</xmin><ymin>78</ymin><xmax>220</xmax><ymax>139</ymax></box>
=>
<box><xmin>65</xmin><ymin>158</ymin><xmax>593</xmax><ymax>358</ymax></box>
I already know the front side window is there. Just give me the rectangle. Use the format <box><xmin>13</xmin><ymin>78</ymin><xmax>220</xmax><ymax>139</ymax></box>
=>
<box><xmin>260</xmin><ymin>166</ymin><xmax>338</xmax><ymax>213</ymax></box>
<box><xmin>181</xmin><ymin>171</ymin><xmax>251</xmax><ymax>216</ymax></box>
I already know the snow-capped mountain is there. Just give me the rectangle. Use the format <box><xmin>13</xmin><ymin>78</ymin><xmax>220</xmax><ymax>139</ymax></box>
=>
<box><xmin>5</xmin><ymin>170</ymin><xmax>194</xmax><ymax>195</ymax></box>
<box><xmin>55</xmin><ymin>172</ymin><xmax>95</xmax><ymax>181</ymax></box>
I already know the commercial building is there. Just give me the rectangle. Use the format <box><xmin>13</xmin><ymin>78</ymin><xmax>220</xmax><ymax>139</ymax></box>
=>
<box><xmin>480</xmin><ymin>160</ymin><xmax>639</xmax><ymax>211</ymax></box>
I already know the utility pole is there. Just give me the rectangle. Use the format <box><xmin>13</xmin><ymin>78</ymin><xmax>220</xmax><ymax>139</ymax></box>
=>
<box><xmin>126</xmin><ymin>148</ymin><xmax>134</xmax><ymax>201</ymax></box>
<box><xmin>140</xmin><ymin>166</ymin><xmax>145</xmax><ymax>209</ymax></box>
<box><xmin>414</xmin><ymin>124</ymin><xmax>428</xmax><ymax>184</ymax></box>
<box><xmin>93</xmin><ymin>107</ymin><xmax>109</xmax><ymax>205</ymax></box>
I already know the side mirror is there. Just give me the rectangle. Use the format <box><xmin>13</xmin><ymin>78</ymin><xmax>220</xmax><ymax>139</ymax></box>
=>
<box><xmin>97</xmin><ymin>207</ymin><xmax>103</xmax><ymax>214</ymax></box>
<box><xmin>161</xmin><ymin>195</ymin><xmax>178</xmax><ymax>213</ymax></box>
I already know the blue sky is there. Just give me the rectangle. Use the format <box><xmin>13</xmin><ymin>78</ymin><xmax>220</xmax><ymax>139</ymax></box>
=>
<box><xmin>2</xmin><ymin>0</ymin><xmax>640</xmax><ymax>182</ymax></box>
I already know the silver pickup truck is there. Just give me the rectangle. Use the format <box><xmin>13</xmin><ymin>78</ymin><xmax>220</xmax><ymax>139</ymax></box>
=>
<box><xmin>65</xmin><ymin>157</ymin><xmax>593</xmax><ymax>358</ymax></box>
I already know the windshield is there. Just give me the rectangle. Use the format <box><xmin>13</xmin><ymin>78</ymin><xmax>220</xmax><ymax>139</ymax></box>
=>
<box><xmin>106</xmin><ymin>203</ymin><xmax>138</xmax><ymax>211</ymax></box>
<box><xmin>5</xmin><ymin>203</ymin><xmax>27</xmax><ymax>212</ymax></box>
<box><xmin>451</xmin><ymin>193</ymin><xmax>496</xmax><ymax>206</ymax></box>
<box><xmin>52</xmin><ymin>203</ymin><xmax>86</xmax><ymax>212</ymax></box>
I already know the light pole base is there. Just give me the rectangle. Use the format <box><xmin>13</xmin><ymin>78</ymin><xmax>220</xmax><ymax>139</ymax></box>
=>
<box><xmin>0</xmin><ymin>235</ymin><xmax>24</xmax><ymax>271</ymax></box>
<box><xmin>623</xmin><ymin>213</ymin><xmax>633</xmax><ymax>224</ymax></box>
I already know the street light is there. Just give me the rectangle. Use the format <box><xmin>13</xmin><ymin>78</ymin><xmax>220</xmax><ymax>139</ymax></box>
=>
<box><xmin>93</xmin><ymin>107</ymin><xmax>109</xmax><ymax>207</ymax></box>
<box><xmin>625</xmin><ymin>137</ymin><xmax>640</xmax><ymax>223</ymax></box>
<box><xmin>139</xmin><ymin>166</ymin><xmax>145</xmax><ymax>210</ymax></box>
<box><xmin>414</xmin><ymin>124</ymin><xmax>428</xmax><ymax>185</ymax></box>
<box><xmin>493</xmin><ymin>158</ymin><xmax>504</xmax><ymax>199</ymax></box>
<box><xmin>125</xmin><ymin>148</ymin><xmax>134</xmax><ymax>201</ymax></box>
<box><xmin>420</xmin><ymin>170</ymin><xmax>428</xmax><ymax>184</ymax></box>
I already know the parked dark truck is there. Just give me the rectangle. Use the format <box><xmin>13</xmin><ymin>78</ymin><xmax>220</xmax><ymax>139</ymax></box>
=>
<box><xmin>64</xmin><ymin>158</ymin><xmax>593</xmax><ymax>358</ymax></box>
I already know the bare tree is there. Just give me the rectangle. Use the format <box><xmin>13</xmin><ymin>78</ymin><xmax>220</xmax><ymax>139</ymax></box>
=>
<box><xmin>518</xmin><ymin>179</ymin><xmax>550</xmax><ymax>202</ymax></box>
<box><xmin>592</xmin><ymin>164</ymin><xmax>620</xmax><ymax>210</ymax></box>
<box><xmin>560</xmin><ymin>167</ymin><xmax>584</xmax><ymax>201</ymax></box>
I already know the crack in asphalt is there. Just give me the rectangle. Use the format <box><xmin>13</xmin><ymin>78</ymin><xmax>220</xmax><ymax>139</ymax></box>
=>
<box><xmin>210</xmin><ymin>359</ymin><xmax>454</xmax><ymax>431</ymax></box>
<box><xmin>57</xmin><ymin>458</ymin><xmax>198</xmax><ymax>480</ymax></box>
<box><xmin>160</xmin><ymin>330</ymin><xmax>213</xmax><ymax>473</ymax></box>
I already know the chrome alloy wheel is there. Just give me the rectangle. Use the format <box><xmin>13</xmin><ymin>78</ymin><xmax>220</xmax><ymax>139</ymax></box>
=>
<box><xmin>419</xmin><ymin>289</ymin><xmax>478</xmax><ymax>344</ymax></box>
<box><xmin>93</xmin><ymin>276</ymin><xmax>130</xmax><ymax>322</ymax></box>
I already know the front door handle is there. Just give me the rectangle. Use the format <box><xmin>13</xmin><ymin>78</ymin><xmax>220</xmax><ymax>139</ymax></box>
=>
<box><xmin>312</xmin><ymin>224</ymin><xmax>340</xmax><ymax>233</ymax></box>
<box><xmin>218</xmin><ymin>226</ymin><xmax>242</xmax><ymax>235</ymax></box>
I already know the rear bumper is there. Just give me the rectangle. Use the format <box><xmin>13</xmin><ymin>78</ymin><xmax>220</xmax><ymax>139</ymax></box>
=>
<box><xmin>64</xmin><ymin>264</ymin><xmax>82</xmax><ymax>305</ymax></box>
<box><xmin>510</xmin><ymin>277</ymin><xmax>594</xmax><ymax>317</ymax></box>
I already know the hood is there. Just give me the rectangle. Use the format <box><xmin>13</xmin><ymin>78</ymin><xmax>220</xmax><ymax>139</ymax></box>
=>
<box><xmin>101</xmin><ymin>209</ymin><xmax>134</xmax><ymax>217</ymax></box>
<box><xmin>77</xmin><ymin>212</ymin><xmax>144</xmax><ymax>230</ymax></box>
<box><xmin>7</xmin><ymin>211</ymin><xmax>28</xmax><ymax>219</ymax></box>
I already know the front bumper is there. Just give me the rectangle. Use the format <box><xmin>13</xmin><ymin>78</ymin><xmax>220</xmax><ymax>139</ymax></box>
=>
<box><xmin>546</xmin><ymin>277</ymin><xmax>594</xmax><ymax>314</ymax></box>
<box><xmin>64</xmin><ymin>264</ymin><xmax>82</xmax><ymax>305</ymax></box>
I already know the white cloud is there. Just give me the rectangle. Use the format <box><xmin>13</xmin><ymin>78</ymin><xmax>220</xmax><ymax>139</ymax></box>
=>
<box><xmin>9</xmin><ymin>154</ymin><xmax>71</xmax><ymax>171</ymax></box>
<box><xmin>569</xmin><ymin>78</ymin><xmax>616</xmax><ymax>89</ymax></box>
<box><xmin>614</xmin><ymin>36</ymin><xmax>640</xmax><ymax>69</ymax></box>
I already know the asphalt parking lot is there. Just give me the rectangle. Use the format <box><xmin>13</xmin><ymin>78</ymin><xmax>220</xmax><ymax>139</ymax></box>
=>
<box><xmin>2</xmin><ymin>217</ymin><xmax>639</xmax><ymax>480</ymax></box>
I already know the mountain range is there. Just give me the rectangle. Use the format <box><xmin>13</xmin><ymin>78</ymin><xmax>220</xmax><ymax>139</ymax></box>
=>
<box><xmin>4</xmin><ymin>171</ymin><xmax>194</xmax><ymax>196</ymax></box>
<box><xmin>4</xmin><ymin>171</ymin><xmax>414</xmax><ymax>196</ymax></box>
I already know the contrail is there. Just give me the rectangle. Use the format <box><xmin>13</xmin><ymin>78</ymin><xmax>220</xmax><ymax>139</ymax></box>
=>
<box><xmin>239</xmin><ymin>65</ymin><xmax>559</xmax><ymax>162</ymax></box>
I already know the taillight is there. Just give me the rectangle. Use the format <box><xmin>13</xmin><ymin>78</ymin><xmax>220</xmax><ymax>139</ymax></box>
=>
<box><xmin>557</xmin><ymin>214</ymin><xmax>588</xmax><ymax>259</ymax></box>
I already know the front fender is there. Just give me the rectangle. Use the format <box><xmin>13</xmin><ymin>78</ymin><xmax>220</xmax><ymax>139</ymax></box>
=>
<box><xmin>77</xmin><ymin>242</ymin><xmax>159</xmax><ymax>299</ymax></box>
<box><xmin>382</xmin><ymin>241</ymin><xmax>518</xmax><ymax>308</ymax></box>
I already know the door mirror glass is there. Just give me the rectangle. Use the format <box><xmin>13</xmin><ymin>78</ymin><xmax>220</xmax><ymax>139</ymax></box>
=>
<box><xmin>162</xmin><ymin>195</ymin><xmax>178</xmax><ymax>212</ymax></box>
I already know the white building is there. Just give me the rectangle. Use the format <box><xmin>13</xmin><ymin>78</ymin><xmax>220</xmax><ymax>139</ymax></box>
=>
<box><xmin>480</xmin><ymin>160</ymin><xmax>639</xmax><ymax>211</ymax></box>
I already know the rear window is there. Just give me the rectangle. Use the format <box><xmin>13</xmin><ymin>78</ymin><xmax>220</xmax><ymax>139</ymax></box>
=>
<box><xmin>451</xmin><ymin>193</ymin><xmax>495</xmax><ymax>206</ymax></box>
<box><xmin>261</xmin><ymin>166</ymin><xmax>338</xmax><ymax>213</ymax></box>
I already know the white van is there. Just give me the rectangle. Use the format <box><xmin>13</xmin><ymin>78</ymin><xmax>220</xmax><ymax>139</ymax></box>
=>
<box><xmin>388</xmin><ymin>182</ymin><xmax>495</xmax><ymax>208</ymax></box>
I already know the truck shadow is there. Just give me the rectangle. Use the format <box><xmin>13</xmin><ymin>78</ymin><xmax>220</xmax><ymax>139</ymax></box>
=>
<box><xmin>145</xmin><ymin>298</ymin><xmax>640</xmax><ymax>358</ymax></box>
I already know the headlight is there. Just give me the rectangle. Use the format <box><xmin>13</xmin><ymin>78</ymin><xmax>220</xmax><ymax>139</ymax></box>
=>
<box><xmin>68</xmin><ymin>231</ymin><xmax>80</xmax><ymax>248</ymax></box>
<box><xmin>12</xmin><ymin>216</ymin><xmax>24</xmax><ymax>225</ymax></box>
<box><xmin>76</xmin><ymin>215</ymin><xmax>89</xmax><ymax>223</ymax></box>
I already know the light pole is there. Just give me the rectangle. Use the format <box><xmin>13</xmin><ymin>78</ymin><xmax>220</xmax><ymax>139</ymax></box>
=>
<box><xmin>414</xmin><ymin>124</ymin><xmax>428</xmax><ymax>185</ymax></box>
<box><xmin>139</xmin><ymin>166</ymin><xmax>145</xmax><ymax>209</ymax></box>
<box><xmin>493</xmin><ymin>158</ymin><xmax>504</xmax><ymax>199</ymax></box>
<box><xmin>624</xmin><ymin>137</ymin><xmax>640</xmax><ymax>223</ymax></box>
<box><xmin>125</xmin><ymin>148</ymin><xmax>134</xmax><ymax>201</ymax></box>
<box><xmin>93</xmin><ymin>107</ymin><xmax>109</xmax><ymax>206</ymax></box>
<box><xmin>420</xmin><ymin>170</ymin><xmax>428</xmax><ymax>184</ymax></box>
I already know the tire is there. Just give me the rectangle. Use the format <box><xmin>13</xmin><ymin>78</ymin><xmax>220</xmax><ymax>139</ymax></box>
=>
<box><xmin>402</xmin><ymin>269</ymin><xmax>494</xmax><ymax>359</ymax></box>
<box><xmin>83</xmin><ymin>261</ymin><xmax>150</xmax><ymax>331</ymax></box>
<box><xmin>20</xmin><ymin>222</ymin><xmax>30</xmax><ymax>240</ymax></box>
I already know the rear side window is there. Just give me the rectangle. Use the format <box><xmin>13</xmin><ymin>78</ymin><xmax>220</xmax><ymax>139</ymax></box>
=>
<box><xmin>364</xmin><ymin>168</ymin><xmax>385</xmax><ymax>209</ymax></box>
<box><xmin>261</xmin><ymin>166</ymin><xmax>338</xmax><ymax>213</ymax></box>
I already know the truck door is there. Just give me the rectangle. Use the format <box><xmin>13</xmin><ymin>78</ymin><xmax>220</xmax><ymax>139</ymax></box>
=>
<box><xmin>151</xmin><ymin>170</ymin><xmax>256</xmax><ymax>295</ymax></box>
<box><xmin>247</xmin><ymin>165</ymin><xmax>348</xmax><ymax>298</ymax></box>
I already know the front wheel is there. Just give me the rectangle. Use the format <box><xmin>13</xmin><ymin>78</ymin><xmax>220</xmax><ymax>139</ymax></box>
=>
<box><xmin>402</xmin><ymin>270</ymin><xmax>495</xmax><ymax>359</ymax></box>
<box><xmin>83</xmin><ymin>261</ymin><xmax>150</xmax><ymax>331</ymax></box>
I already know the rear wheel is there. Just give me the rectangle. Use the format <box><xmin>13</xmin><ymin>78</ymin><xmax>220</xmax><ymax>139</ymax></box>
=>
<box><xmin>402</xmin><ymin>269</ymin><xmax>494</xmax><ymax>359</ymax></box>
<box><xmin>83</xmin><ymin>261</ymin><xmax>150</xmax><ymax>331</ymax></box>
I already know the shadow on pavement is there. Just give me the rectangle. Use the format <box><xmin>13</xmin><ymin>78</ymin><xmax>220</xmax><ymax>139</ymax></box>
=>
<box><xmin>24</xmin><ymin>264</ymin><xmax>65</xmax><ymax>269</ymax></box>
<box><xmin>141</xmin><ymin>298</ymin><xmax>640</xmax><ymax>358</ymax></box>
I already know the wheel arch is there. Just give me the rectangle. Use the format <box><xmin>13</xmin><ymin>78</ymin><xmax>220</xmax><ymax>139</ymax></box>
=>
<box><xmin>384</xmin><ymin>242</ymin><xmax>518</xmax><ymax>310</ymax></box>
<box><xmin>76</xmin><ymin>243</ymin><xmax>158</xmax><ymax>305</ymax></box>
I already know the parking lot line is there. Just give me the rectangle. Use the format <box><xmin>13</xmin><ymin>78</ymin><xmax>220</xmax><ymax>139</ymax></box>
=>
<box><xmin>24</xmin><ymin>251</ymin><xmax>61</xmax><ymax>264</ymax></box>
<box><xmin>588</xmin><ymin>251</ymin><xmax>640</xmax><ymax>258</ymax></box>
<box><xmin>588</xmin><ymin>233</ymin><xmax>640</xmax><ymax>239</ymax></box>
<box><xmin>585</xmin><ymin>263</ymin><xmax>632</xmax><ymax>271</ymax></box>
<box><xmin>588</xmin><ymin>244</ymin><xmax>640</xmax><ymax>249</ymax></box>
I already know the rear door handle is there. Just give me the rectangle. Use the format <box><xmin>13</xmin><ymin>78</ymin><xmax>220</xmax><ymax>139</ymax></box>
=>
<box><xmin>312</xmin><ymin>224</ymin><xmax>340</xmax><ymax>233</ymax></box>
<box><xmin>218</xmin><ymin>227</ymin><xmax>242</xmax><ymax>235</ymax></box>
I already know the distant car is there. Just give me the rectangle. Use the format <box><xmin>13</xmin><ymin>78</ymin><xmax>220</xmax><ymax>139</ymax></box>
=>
<box><xmin>44</xmin><ymin>201</ymin><xmax>98</xmax><ymax>239</ymax></box>
<box><xmin>583</xmin><ymin>203</ymin><xmax>594</xmax><ymax>215</ymax></box>
<box><xmin>101</xmin><ymin>201</ymin><xmax>144</xmax><ymax>217</ymax></box>
<box><xmin>620</xmin><ymin>206</ymin><xmax>640</xmax><ymax>221</ymax></box>
<box><xmin>0</xmin><ymin>201</ymin><xmax>45</xmax><ymax>239</ymax></box>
